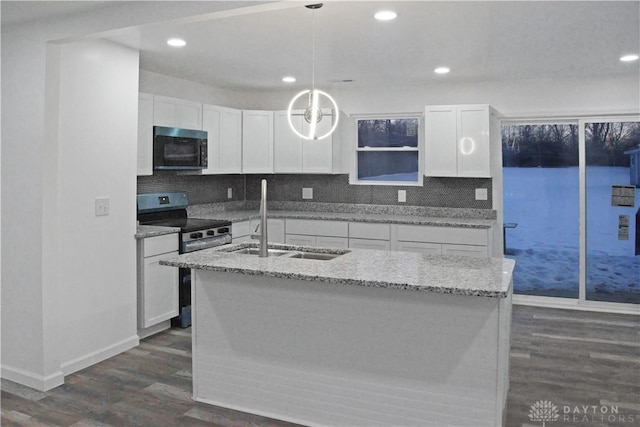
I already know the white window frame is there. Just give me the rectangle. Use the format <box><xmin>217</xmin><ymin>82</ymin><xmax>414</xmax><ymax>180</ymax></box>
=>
<box><xmin>349</xmin><ymin>113</ymin><xmax>424</xmax><ymax>186</ymax></box>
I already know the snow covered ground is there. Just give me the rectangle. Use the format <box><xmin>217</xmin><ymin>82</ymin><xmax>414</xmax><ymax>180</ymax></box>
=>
<box><xmin>503</xmin><ymin>167</ymin><xmax>639</xmax><ymax>304</ymax></box>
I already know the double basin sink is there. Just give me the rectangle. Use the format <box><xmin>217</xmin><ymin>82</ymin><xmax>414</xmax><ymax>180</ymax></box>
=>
<box><xmin>226</xmin><ymin>245</ymin><xmax>349</xmax><ymax>261</ymax></box>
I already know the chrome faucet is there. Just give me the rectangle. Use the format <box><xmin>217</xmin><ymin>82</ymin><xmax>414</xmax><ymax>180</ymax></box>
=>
<box><xmin>250</xmin><ymin>179</ymin><xmax>268</xmax><ymax>257</ymax></box>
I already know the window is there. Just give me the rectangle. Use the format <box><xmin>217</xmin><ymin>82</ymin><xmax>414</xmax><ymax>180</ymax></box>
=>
<box><xmin>351</xmin><ymin>117</ymin><xmax>422</xmax><ymax>185</ymax></box>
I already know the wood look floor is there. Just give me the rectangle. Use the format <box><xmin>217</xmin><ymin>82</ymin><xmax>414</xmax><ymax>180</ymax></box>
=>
<box><xmin>1</xmin><ymin>305</ymin><xmax>639</xmax><ymax>427</ymax></box>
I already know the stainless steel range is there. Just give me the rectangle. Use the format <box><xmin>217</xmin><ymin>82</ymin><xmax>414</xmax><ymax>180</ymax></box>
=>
<box><xmin>137</xmin><ymin>192</ymin><xmax>231</xmax><ymax>327</ymax></box>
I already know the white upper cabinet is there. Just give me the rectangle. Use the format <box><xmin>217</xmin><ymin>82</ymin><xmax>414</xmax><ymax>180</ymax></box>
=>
<box><xmin>274</xmin><ymin>109</ymin><xmax>335</xmax><ymax>174</ymax></box>
<box><xmin>242</xmin><ymin>110</ymin><xmax>274</xmax><ymax>173</ymax></box>
<box><xmin>302</xmin><ymin>109</ymin><xmax>335</xmax><ymax>173</ymax></box>
<box><xmin>202</xmin><ymin>104</ymin><xmax>242</xmax><ymax>174</ymax></box>
<box><xmin>425</xmin><ymin>104</ymin><xmax>492</xmax><ymax>178</ymax></box>
<box><xmin>274</xmin><ymin>111</ymin><xmax>303</xmax><ymax>173</ymax></box>
<box><xmin>137</xmin><ymin>92</ymin><xmax>154</xmax><ymax>176</ymax></box>
<box><xmin>153</xmin><ymin>95</ymin><xmax>202</xmax><ymax>130</ymax></box>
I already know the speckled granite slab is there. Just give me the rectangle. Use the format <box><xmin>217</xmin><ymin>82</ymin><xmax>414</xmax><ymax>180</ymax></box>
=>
<box><xmin>160</xmin><ymin>242</ymin><xmax>515</xmax><ymax>298</ymax></box>
<box><xmin>135</xmin><ymin>225</ymin><xmax>180</xmax><ymax>239</ymax></box>
<box><xmin>187</xmin><ymin>204</ymin><xmax>495</xmax><ymax>229</ymax></box>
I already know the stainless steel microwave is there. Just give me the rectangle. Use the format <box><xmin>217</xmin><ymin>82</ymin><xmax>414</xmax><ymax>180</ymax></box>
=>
<box><xmin>153</xmin><ymin>126</ymin><xmax>208</xmax><ymax>170</ymax></box>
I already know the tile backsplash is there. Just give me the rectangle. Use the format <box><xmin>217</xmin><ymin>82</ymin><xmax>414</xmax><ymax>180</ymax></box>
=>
<box><xmin>138</xmin><ymin>173</ymin><xmax>492</xmax><ymax>209</ymax></box>
<box><xmin>137</xmin><ymin>172</ymin><xmax>245</xmax><ymax>205</ymax></box>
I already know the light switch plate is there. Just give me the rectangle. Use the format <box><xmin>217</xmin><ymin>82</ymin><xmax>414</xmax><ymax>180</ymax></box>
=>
<box><xmin>302</xmin><ymin>188</ymin><xmax>313</xmax><ymax>200</ymax></box>
<box><xmin>227</xmin><ymin>188</ymin><xmax>233</xmax><ymax>199</ymax></box>
<box><xmin>475</xmin><ymin>188</ymin><xmax>488</xmax><ymax>201</ymax></box>
<box><xmin>95</xmin><ymin>197</ymin><xmax>110</xmax><ymax>216</ymax></box>
<box><xmin>398</xmin><ymin>190</ymin><xmax>407</xmax><ymax>203</ymax></box>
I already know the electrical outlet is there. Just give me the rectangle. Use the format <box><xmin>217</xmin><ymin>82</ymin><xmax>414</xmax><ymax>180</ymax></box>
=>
<box><xmin>302</xmin><ymin>187</ymin><xmax>313</xmax><ymax>200</ymax></box>
<box><xmin>475</xmin><ymin>188</ymin><xmax>488</xmax><ymax>201</ymax></box>
<box><xmin>227</xmin><ymin>188</ymin><xmax>233</xmax><ymax>199</ymax></box>
<box><xmin>398</xmin><ymin>190</ymin><xmax>407</xmax><ymax>203</ymax></box>
<box><xmin>95</xmin><ymin>197</ymin><xmax>110</xmax><ymax>216</ymax></box>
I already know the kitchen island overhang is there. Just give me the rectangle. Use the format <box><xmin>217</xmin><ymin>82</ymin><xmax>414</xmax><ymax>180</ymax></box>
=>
<box><xmin>161</xmin><ymin>243</ymin><xmax>515</xmax><ymax>427</ymax></box>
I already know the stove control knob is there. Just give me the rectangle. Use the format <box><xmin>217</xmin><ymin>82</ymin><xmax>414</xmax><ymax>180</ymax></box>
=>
<box><xmin>206</xmin><ymin>230</ymin><xmax>216</xmax><ymax>236</ymax></box>
<box><xmin>190</xmin><ymin>232</ymin><xmax>203</xmax><ymax>239</ymax></box>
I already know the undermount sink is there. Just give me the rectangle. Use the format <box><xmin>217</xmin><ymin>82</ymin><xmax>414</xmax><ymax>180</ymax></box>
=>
<box><xmin>229</xmin><ymin>246</ymin><xmax>348</xmax><ymax>261</ymax></box>
<box><xmin>231</xmin><ymin>248</ymin><xmax>291</xmax><ymax>257</ymax></box>
<box><xmin>287</xmin><ymin>252</ymin><xmax>342</xmax><ymax>261</ymax></box>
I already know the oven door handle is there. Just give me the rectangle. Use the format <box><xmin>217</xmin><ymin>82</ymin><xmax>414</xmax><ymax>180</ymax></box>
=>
<box><xmin>182</xmin><ymin>234</ymin><xmax>232</xmax><ymax>253</ymax></box>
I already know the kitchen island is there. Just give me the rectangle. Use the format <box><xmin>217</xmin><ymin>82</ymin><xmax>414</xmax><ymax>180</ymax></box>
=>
<box><xmin>161</xmin><ymin>242</ymin><xmax>515</xmax><ymax>427</ymax></box>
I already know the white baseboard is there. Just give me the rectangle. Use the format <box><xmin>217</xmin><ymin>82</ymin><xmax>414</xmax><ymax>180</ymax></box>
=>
<box><xmin>2</xmin><ymin>334</ymin><xmax>139</xmax><ymax>392</ymax></box>
<box><xmin>138</xmin><ymin>320</ymin><xmax>171</xmax><ymax>339</ymax></box>
<box><xmin>60</xmin><ymin>334</ymin><xmax>139</xmax><ymax>377</ymax></box>
<box><xmin>1</xmin><ymin>365</ymin><xmax>64</xmax><ymax>392</ymax></box>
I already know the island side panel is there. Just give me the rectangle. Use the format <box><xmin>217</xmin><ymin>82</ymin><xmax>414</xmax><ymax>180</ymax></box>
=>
<box><xmin>192</xmin><ymin>270</ymin><xmax>508</xmax><ymax>427</ymax></box>
<box><xmin>496</xmin><ymin>284</ymin><xmax>513</xmax><ymax>425</ymax></box>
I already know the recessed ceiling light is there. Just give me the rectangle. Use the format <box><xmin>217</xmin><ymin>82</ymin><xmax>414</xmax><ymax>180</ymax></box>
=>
<box><xmin>374</xmin><ymin>10</ymin><xmax>397</xmax><ymax>21</ymax></box>
<box><xmin>167</xmin><ymin>38</ymin><xmax>186</xmax><ymax>47</ymax></box>
<box><xmin>282</xmin><ymin>76</ymin><xmax>296</xmax><ymax>83</ymax></box>
<box><xmin>620</xmin><ymin>54</ymin><xmax>639</xmax><ymax>62</ymax></box>
<box><xmin>434</xmin><ymin>67</ymin><xmax>450</xmax><ymax>74</ymax></box>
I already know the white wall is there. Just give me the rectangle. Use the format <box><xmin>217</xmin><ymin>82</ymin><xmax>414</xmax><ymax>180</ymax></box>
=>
<box><xmin>2</xmin><ymin>17</ymin><xmax>50</xmax><ymax>387</ymax></box>
<box><xmin>140</xmin><ymin>70</ymin><xmax>241</xmax><ymax>107</ymax></box>
<box><xmin>2</xmin><ymin>36</ymin><xmax>140</xmax><ymax>390</ymax></box>
<box><xmin>52</xmin><ymin>39</ymin><xmax>140</xmax><ymax>376</ymax></box>
<box><xmin>1</xmin><ymin>1</ymin><xmax>260</xmax><ymax>391</ymax></box>
<box><xmin>250</xmin><ymin>73</ymin><xmax>639</xmax><ymax>117</ymax></box>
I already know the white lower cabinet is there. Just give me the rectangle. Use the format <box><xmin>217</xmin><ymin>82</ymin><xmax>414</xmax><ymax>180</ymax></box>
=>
<box><xmin>286</xmin><ymin>234</ymin><xmax>317</xmax><ymax>246</ymax></box>
<box><xmin>395</xmin><ymin>241</ymin><xmax>442</xmax><ymax>255</ymax></box>
<box><xmin>316</xmin><ymin>236</ymin><xmax>349</xmax><ymax>249</ymax></box>
<box><xmin>232</xmin><ymin>219</ymin><xmax>285</xmax><ymax>244</ymax></box>
<box><xmin>348</xmin><ymin>238</ymin><xmax>391</xmax><ymax>251</ymax></box>
<box><xmin>233</xmin><ymin>218</ymin><xmax>491</xmax><ymax>257</ymax></box>
<box><xmin>137</xmin><ymin>233</ymin><xmax>179</xmax><ymax>334</ymax></box>
<box><xmin>286</xmin><ymin>234</ymin><xmax>349</xmax><ymax>248</ymax></box>
<box><xmin>348</xmin><ymin>222</ymin><xmax>391</xmax><ymax>250</ymax></box>
<box><xmin>441</xmin><ymin>244</ymin><xmax>488</xmax><ymax>258</ymax></box>
<box><xmin>396</xmin><ymin>224</ymin><xmax>491</xmax><ymax>257</ymax></box>
<box><xmin>285</xmin><ymin>219</ymin><xmax>349</xmax><ymax>248</ymax></box>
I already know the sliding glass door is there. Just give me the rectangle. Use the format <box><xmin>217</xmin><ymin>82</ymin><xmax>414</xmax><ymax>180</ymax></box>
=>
<box><xmin>502</xmin><ymin>123</ymin><xmax>580</xmax><ymax>298</ymax></box>
<box><xmin>584</xmin><ymin>120</ymin><xmax>640</xmax><ymax>304</ymax></box>
<box><xmin>503</xmin><ymin>117</ymin><xmax>639</xmax><ymax>307</ymax></box>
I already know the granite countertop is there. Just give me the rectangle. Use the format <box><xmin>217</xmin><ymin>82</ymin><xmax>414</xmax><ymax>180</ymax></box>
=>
<box><xmin>135</xmin><ymin>224</ymin><xmax>180</xmax><ymax>239</ymax></box>
<box><xmin>187</xmin><ymin>209</ymin><xmax>495</xmax><ymax>229</ymax></box>
<box><xmin>160</xmin><ymin>242</ymin><xmax>515</xmax><ymax>298</ymax></box>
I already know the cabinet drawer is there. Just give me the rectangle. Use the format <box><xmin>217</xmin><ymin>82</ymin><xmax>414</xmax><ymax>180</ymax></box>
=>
<box><xmin>348</xmin><ymin>222</ymin><xmax>390</xmax><ymax>240</ymax></box>
<box><xmin>397</xmin><ymin>224</ymin><xmax>488</xmax><ymax>246</ymax></box>
<box><xmin>143</xmin><ymin>233</ymin><xmax>179</xmax><ymax>257</ymax></box>
<box><xmin>286</xmin><ymin>234</ymin><xmax>317</xmax><ymax>247</ymax></box>
<box><xmin>442</xmin><ymin>244</ymin><xmax>488</xmax><ymax>258</ymax></box>
<box><xmin>396</xmin><ymin>241</ymin><xmax>442</xmax><ymax>255</ymax></box>
<box><xmin>286</xmin><ymin>219</ymin><xmax>348</xmax><ymax>237</ymax></box>
<box><xmin>348</xmin><ymin>238</ymin><xmax>390</xmax><ymax>251</ymax></box>
<box><xmin>316</xmin><ymin>236</ymin><xmax>349</xmax><ymax>249</ymax></box>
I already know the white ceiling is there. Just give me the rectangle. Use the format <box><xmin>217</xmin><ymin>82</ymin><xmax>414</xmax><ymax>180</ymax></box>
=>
<box><xmin>1</xmin><ymin>1</ymin><xmax>114</xmax><ymax>26</ymax></box>
<box><xmin>3</xmin><ymin>1</ymin><xmax>639</xmax><ymax>93</ymax></box>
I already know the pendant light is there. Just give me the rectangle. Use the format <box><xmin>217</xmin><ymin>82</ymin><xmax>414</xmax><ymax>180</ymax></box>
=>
<box><xmin>287</xmin><ymin>3</ymin><xmax>339</xmax><ymax>141</ymax></box>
